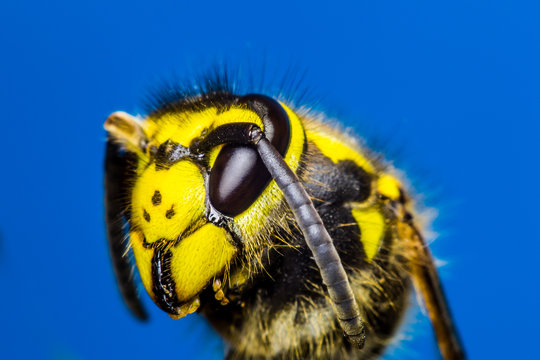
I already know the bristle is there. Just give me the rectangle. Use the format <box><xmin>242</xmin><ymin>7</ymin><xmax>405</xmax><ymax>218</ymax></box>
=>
<box><xmin>142</xmin><ymin>63</ymin><xmax>315</xmax><ymax>118</ymax></box>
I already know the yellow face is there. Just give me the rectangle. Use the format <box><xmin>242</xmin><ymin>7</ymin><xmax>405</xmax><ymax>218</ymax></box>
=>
<box><xmin>106</xmin><ymin>101</ymin><xmax>305</xmax><ymax>317</ymax></box>
<box><xmin>131</xmin><ymin>107</ymin><xmax>263</xmax><ymax>313</ymax></box>
<box><xmin>130</xmin><ymin>157</ymin><xmax>237</xmax><ymax>305</ymax></box>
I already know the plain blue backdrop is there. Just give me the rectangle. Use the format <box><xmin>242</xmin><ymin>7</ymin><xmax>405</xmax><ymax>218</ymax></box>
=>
<box><xmin>1</xmin><ymin>1</ymin><xmax>538</xmax><ymax>359</ymax></box>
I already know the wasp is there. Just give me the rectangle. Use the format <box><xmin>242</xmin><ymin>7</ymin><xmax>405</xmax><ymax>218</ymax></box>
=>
<box><xmin>104</xmin><ymin>74</ymin><xmax>465</xmax><ymax>359</ymax></box>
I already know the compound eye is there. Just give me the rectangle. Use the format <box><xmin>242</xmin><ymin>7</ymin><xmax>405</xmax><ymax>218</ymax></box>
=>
<box><xmin>209</xmin><ymin>145</ymin><xmax>269</xmax><ymax>216</ymax></box>
<box><xmin>208</xmin><ymin>94</ymin><xmax>291</xmax><ymax>217</ymax></box>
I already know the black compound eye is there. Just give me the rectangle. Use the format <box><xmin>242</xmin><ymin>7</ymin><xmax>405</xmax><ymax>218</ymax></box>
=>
<box><xmin>209</xmin><ymin>94</ymin><xmax>291</xmax><ymax>217</ymax></box>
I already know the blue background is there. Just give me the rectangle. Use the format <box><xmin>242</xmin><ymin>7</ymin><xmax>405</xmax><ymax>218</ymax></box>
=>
<box><xmin>1</xmin><ymin>1</ymin><xmax>538</xmax><ymax>359</ymax></box>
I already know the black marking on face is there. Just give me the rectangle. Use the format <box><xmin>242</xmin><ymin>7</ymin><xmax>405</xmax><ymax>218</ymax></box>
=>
<box><xmin>143</xmin><ymin>209</ymin><xmax>151</xmax><ymax>222</ymax></box>
<box><xmin>148</xmin><ymin>145</ymin><xmax>158</xmax><ymax>158</ymax></box>
<box><xmin>166</xmin><ymin>205</ymin><xmax>175</xmax><ymax>219</ymax></box>
<box><xmin>152</xmin><ymin>190</ymin><xmax>162</xmax><ymax>206</ymax></box>
<box><xmin>142</xmin><ymin>236</ymin><xmax>169</xmax><ymax>250</ymax></box>
<box><xmin>155</xmin><ymin>140</ymin><xmax>191</xmax><ymax>171</ymax></box>
<box><xmin>142</xmin><ymin>235</ymin><xmax>153</xmax><ymax>249</ymax></box>
<box><xmin>151</xmin><ymin>248</ymin><xmax>182</xmax><ymax>314</ymax></box>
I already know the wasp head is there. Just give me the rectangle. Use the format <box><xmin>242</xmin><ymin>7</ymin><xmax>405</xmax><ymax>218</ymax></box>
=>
<box><xmin>105</xmin><ymin>94</ymin><xmax>302</xmax><ymax>320</ymax></box>
<box><xmin>105</xmin><ymin>110</ymin><xmax>241</xmax><ymax>317</ymax></box>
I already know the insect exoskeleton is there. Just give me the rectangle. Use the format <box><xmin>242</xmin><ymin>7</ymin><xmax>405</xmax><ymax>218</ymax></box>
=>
<box><xmin>104</xmin><ymin>80</ymin><xmax>464</xmax><ymax>360</ymax></box>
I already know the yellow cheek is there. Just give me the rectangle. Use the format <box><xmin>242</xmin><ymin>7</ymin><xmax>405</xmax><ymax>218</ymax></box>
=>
<box><xmin>131</xmin><ymin>224</ymin><xmax>237</xmax><ymax>304</ymax></box>
<box><xmin>170</xmin><ymin>223</ymin><xmax>237</xmax><ymax>302</ymax></box>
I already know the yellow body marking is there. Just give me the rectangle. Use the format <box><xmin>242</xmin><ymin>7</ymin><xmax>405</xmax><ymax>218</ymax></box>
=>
<box><xmin>377</xmin><ymin>175</ymin><xmax>401</xmax><ymax>200</ymax></box>
<box><xmin>306</xmin><ymin>128</ymin><xmax>375</xmax><ymax>174</ymax></box>
<box><xmin>351</xmin><ymin>208</ymin><xmax>385</xmax><ymax>261</ymax></box>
